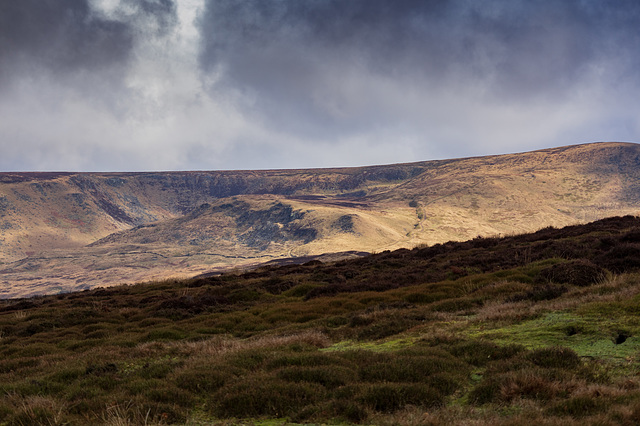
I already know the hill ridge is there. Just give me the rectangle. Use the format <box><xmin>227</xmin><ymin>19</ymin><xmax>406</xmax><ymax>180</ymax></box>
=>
<box><xmin>1</xmin><ymin>141</ymin><xmax>639</xmax><ymax>297</ymax></box>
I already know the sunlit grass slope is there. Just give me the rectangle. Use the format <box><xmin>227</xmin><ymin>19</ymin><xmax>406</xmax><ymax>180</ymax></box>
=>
<box><xmin>2</xmin><ymin>142</ymin><xmax>640</xmax><ymax>297</ymax></box>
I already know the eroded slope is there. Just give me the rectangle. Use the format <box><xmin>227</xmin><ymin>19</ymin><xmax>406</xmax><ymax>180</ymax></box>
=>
<box><xmin>1</xmin><ymin>142</ymin><xmax>640</xmax><ymax>297</ymax></box>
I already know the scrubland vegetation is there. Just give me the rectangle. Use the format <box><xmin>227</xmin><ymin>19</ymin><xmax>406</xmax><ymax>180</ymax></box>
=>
<box><xmin>2</xmin><ymin>216</ymin><xmax>640</xmax><ymax>424</ymax></box>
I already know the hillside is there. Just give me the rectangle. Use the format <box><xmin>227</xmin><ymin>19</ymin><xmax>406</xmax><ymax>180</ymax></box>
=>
<box><xmin>0</xmin><ymin>163</ymin><xmax>428</xmax><ymax>262</ymax></box>
<box><xmin>1</xmin><ymin>216</ymin><xmax>640</xmax><ymax>424</ymax></box>
<box><xmin>1</xmin><ymin>142</ymin><xmax>640</xmax><ymax>297</ymax></box>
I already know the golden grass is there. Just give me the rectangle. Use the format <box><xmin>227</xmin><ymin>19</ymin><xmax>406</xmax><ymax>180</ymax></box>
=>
<box><xmin>2</xmin><ymin>393</ymin><xmax>68</xmax><ymax>426</ymax></box>
<box><xmin>4</xmin><ymin>143</ymin><xmax>640</xmax><ymax>298</ymax></box>
<box><xmin>160</xmin><ymin>330</ymin><xmax>331</xmax><ymax>359</ymax></box>
<box><xmin>99</xmin><ymin>400</ymin><xmax>163</xmax><ymax>426</ymax></box>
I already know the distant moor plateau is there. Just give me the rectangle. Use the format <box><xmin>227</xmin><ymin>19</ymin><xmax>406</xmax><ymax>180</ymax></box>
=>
<box><xmin>1</xmin><ymin>142</ymin><xmax>640</xmax><ymax>298</ymax></box>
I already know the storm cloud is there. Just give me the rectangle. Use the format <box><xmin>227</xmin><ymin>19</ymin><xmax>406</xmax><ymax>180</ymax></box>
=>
<box><xmin>1</xmin><ymin>0</ymin><xmax>640</xmax><ymax>171</ymax></box>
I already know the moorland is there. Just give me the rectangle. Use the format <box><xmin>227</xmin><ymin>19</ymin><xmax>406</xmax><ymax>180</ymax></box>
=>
<box><xmin>2</xmin><ymin>142</ymin><xmax>640</xmax><ymax>297</ymax></box>
<box><xmin>1</xmin><ymin>215</ymin><xmax>640</xmax><ymax>424</ymax></box>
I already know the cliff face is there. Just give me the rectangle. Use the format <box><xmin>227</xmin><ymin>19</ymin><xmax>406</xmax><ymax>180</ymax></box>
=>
<box><xmin>1</xmin><ymin>142</ymin><xmax>639</xmax><ymax>298</ymax></box>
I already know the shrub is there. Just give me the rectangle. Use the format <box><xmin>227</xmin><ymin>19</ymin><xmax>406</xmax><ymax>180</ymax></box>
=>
<box><xmin>538</xmin><ymin>259</ymin><xmax>606</xmax><ymax>286</ymax></box>
<box><xmin>547</xmin><ymin>395</ymin><xmax>610</xmax><ymax>417</ymax></box>
<box><xmin>0</xmin><ymin>404</ymin><xmax>12</xmax><ymax>422</ymax></box>
<box><xmin>260</xmin><ymin>277</ymin><xmax>298</xmax><ymax>295</ymax></box>
<box><xmin>468</xmin><ymin>378</ymin><xmax>502</xmax><ymax>405</ymax></box>
<box><xmin>227</xmin><ymin>288</ymin><xmax>261</xmax><ymax>303</ymax></box>
<box><xmin>137</xmin><ymin>361</ymin><xmax>177</xmax><ymax>379</ymax></box>
<box><xmin>283</xmin><ymin>283</ymin><xmax>319</xmax><ymax>298</ymax></box>
<box><xmin>266</xmin><ymin>352</ymin><xmax>346</xmax><ymax>370</ymax></box>
<box><xmin>85</xmin><ymin>363</ymin><xmax>118</xmax><ymax>376</ymax></box>
<box><xmin>469</xmin><ymin>367</ymin><xmax>573</xmax><ymax>404</ymax></box>
<box><xmin>125</xmin><ymin>378</ymin><xmax>161</xmax><ymax>396</ymax></box>
<box><xmin>291</xmin><ymin>399</ymin><xmax>369</xmax><ymax>424</ymax></box>
<box><xmin>526</xmin><ymin>347</ymin><xmax>581</xmax><ymax>370</ymax></box>
<box><xmin>507</xmin><ymin>284</ymin><xmax>568</xmax><ymax>303</ymax></box>
<box><xmin>17</xmin><ymin>343</ymin><xmax>57</xmax><ymax>358</ymax></box>
<box><xmin>276</xmin><ymin>366</ymin><xmax>356</xmax><ymax>388</ymax></box>
<box><xmin>329</xmin><ymin>400</ymin><xmax>369</xmax><ymax>423</ymax></box>
<box><xmin>145</xmin><ymin>387</ymin><xmax>194</xmax><ymax>407</ymax></box>
<box><xmin>87</xmin><ymin>375</ymin><xmax>121</xmax><ymax>392</ymax></box>
<box><xmin>48</xmin><ymin>367</ymin><xmax>84</xmax><ymax>383</ymax></box>
<box><xmin>212</xmin><ymin>377</ymin><xmax>322</xmax><ymax>418</ymax></box>
<box><xmin>174</xmin><ymin>368</ymin><xmax>229</xmax><ymax>393</ymax></box>
<box><xmin>227</xmin><ymin>348</ymin><xmax>273</xmax><ymax>371</ymax></box>
<box><xmin>359</xmin><ymin>354</ymin><xmax>467</xmax><ymax>384</ymax></box>
<box><xmin>430</xmin><ymin>297</ymin><xmax>481</xmax><ymax>313</ymax></box>
<box><xmin>425</xmin><ymin>372</ymin><xmax>466</xmax><ymax>396</ymax></box>
<box><xmin>448</xmin><ymin>340</ymin><xmax>524</xmax><ymax>367</ymax></box>
<box><xmin>359</xmin><ymin>383</ymin><xmax>443</xmax><ymax>412</ymax></box>
<box><xmin>596</xmin><ymin>243</ymin><xmax>640</xmax><ymax>273</ymax></box>
<box><xmin>404</xmin><ymin>292</ymin><xmax>450</xmax><ymax>304</ymax></box>
<box><xmin>143</xmin><ymin>328</ymin><xmax>187</xmax><ymax>342</ymax></box>
<box><xmin>356</xmin><ymin>316</ymin><xmax>422</xmax><ymax>340</ymax></box>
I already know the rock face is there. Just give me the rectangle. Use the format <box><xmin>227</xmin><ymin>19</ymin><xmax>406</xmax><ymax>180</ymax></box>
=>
<box><xmin>1</xmin><ymin>142</ymin><xmax>640</xmax><ymax>298</ymax></box>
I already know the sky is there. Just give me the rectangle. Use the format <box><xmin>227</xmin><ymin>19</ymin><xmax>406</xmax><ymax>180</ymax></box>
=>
<box><xmin>1</xmin><ymin>0</ymin><xmax>640</xmax><ymax>172</ymax></box>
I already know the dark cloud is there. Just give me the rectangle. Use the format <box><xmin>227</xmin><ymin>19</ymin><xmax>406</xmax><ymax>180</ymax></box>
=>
<box><xmin>199</xmin><ymin>0</ymin><xmax>640</xmax><ymax>84</ymax></box>
<box><xmin>198</xmin><ymin>0</ymin><xmax>640</xmax><ymax>139</ymax></box>
<box><xmin>0</xmin><ymin>0</ymin><xmax>177</xmax><ymax>89</ymax></box>
<box><xmin>0</xmin><ymin>0</ymin><xmax>639</xmax><ymax>172</ymax></box>
<box><xmin>0</xmin><ymin>0</ymin><xmax>129</xmax><ymax>84</ymax></box>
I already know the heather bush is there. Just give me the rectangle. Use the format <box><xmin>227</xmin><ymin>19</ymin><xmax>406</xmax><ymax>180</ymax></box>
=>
<box><xmin>226</xmin><ymin>348</ymin><xmax>274</xmax><ymax>371</ymax></box>
<box><xmin>596</xmin><ymin>243</ymin><xmax>640</xmax><ymax>273</ymax></box>
<box><xmin>266</xmin><ymin>352</ymin><xmax>346</xmax><ymax>370</ymax></box>
<box><xmin>358</xmin><ymin>353</ymin><xmax>468</xmax><ymax>387</ymax></box>
<box><xmin>430</xmin><ymin>297</ymin><xmax>481</xmax><ymax>313</ymax></box>
<box><xmin>292</xmin><ymin>399</ymin><xmax>369</xmax><ymax>424</ymax></box>
<box><xmin>212</xmin><ymin>376</ymin><xmax>323</xmax><ymax>418</ymax></box>
<box><xmin>507</xmin><ymin>283</ymin><xmax>568</xmax><ymax>302</ymax></box>
<box><xmin>359</xmin><ymin>383</ymin><xmax>444</xmax><ymax>412</ymax></box>
<box><xmin>448</xmin><ymin>340</ymin><xmax>525</xmax><ymax>367</ymax></box>
<box><xmin>538</xmin><ymin>259</ymin><xmax>606</xmax><ymax>286</ymax></box>
<box><xmin>469</xmin><ymin>367</ymin><xmax>574</xmax><ymax>404</ymax></box>
<box><xmin>173</xmin><ymin>367</ymin><xmax>229</xmax><ymax>393</ymax></box>
<box><xmin>143</xmin><ymin>328</ymin><xmax>187</xmax><ymax>342</ymax></box>
<box><xmin>260</xmin><ymin>277</ymin><xmax>298</xmax><ymax>294</ymax></box>
<box><xmin>547</xmin><ymin>395</ymin><xmax>611</xmax><ymax>417</ymax></box>
<box><xmin>276</xmin><ymin>365</ymin><xmax>356</xmax><ymax>388</ymax></box>
<box><xmin>525</xmin><ymin>346</ymin><xmax>581</xmax><ymax>370</ymax></box>
<box><xmin>355</xmin><ymin>316</ymin><xmax>422</xmax><ymax>340</ymax></box>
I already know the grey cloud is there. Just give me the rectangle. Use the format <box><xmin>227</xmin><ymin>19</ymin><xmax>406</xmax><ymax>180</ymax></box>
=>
<box><xmin>198</xmin><ymin>0</ymin><xmax>640</xmax><ymax>140</ymax></box>
<box><xmin>1</xmin><ymin>0</ymin><xmax>639</xmax><ymax>172</ymax></box>
<box><xmin>199</xmin><ymin>0</ymin><xmax>640</xmax><ymax>85</ymax></box>
<box><xmin>0</xmin><ymin>0</ymin><xmax>177</xmax><ymax>90</ymax></box>
<box><xmin>0</xmin><ymin>0</ymin><xmax>131</xmax><ymax>84</ymax></box>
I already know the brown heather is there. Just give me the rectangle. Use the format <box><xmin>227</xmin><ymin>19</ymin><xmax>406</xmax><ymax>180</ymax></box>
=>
<box><xmin>1</xmin><ymin>216</ymin><xmax>640</xmax><ymax>423</ymax></box>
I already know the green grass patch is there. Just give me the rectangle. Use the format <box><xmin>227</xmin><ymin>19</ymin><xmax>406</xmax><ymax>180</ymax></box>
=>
<box><xmin>466</xmin><ymin>310</ymin><xmax>640</xmax><ymax>362</ymax></box>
